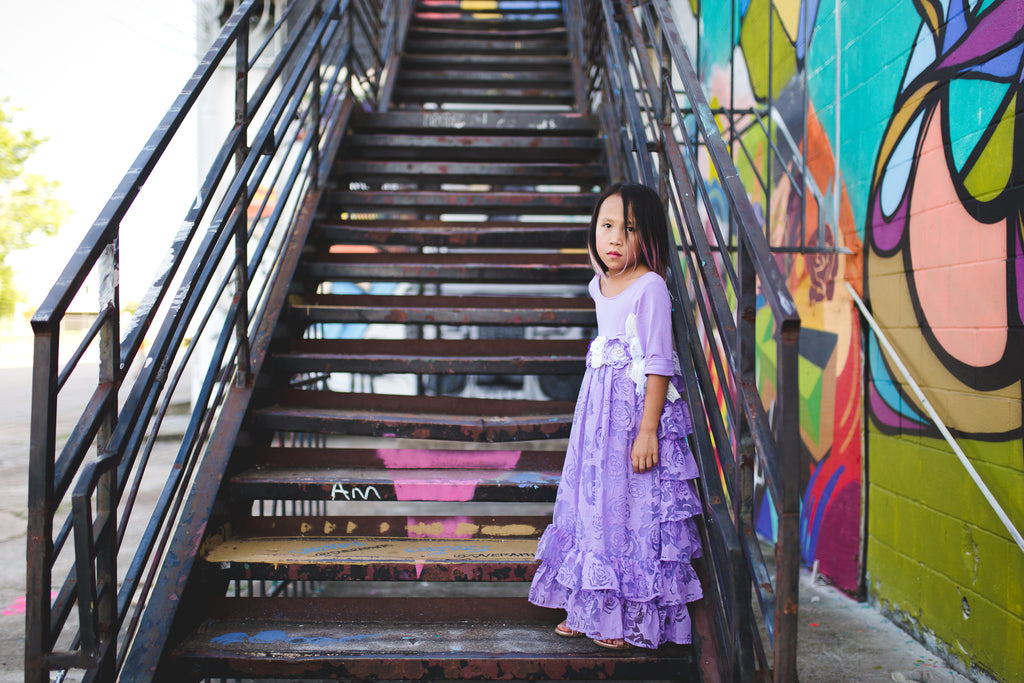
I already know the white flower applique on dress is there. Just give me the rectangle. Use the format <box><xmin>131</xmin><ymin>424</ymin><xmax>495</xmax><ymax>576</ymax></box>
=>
<box><xmin>623</xmin><ymin>313</ymin><xmax>681</xmax><ymax>403</ymax></box>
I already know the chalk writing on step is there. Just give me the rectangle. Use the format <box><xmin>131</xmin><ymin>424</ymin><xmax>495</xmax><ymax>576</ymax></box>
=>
<box><xmin>331</xmin><ymin>483</ymin><xmax>381</xmax><ymax>501</ymax></box>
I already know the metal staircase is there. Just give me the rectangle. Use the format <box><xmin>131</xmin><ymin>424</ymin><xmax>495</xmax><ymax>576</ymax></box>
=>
<box><xmin>26</xmin><ymin>1</ymin><xmax>800</xmax><ymax>681</ymax></box>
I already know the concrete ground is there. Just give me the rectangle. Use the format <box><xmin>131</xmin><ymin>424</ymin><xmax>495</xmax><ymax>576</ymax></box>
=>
<box><xmin>797</xmin><ymin>570</ymin><xmax>976</xmax><ymax>682</ymax></box>
<box><xmin>0</xmin><ymin>347</ymin><xmax>989</xmax><ymax>682</ymax></box>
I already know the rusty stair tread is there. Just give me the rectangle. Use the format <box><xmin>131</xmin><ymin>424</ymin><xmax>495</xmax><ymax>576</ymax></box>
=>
<box><xmin>302</xmin><ymin>252</ymin><xmax>593</xmax><ymax>283</ymax></box>
<box><xmin>231</xmin><ymin>515</ymin><xmax>556</xmax><ymax>539</ymax></box>
<box><xmin>255</xmin><ymin>391</ymin><xmax>573</xmax><ymax>441</ymax></box>
<box><xmin>344</xmin><ymin>133</ymin><xmax>601</xmax><ymax>151</ymax></box>
<box><xmin>350</xmin><ymin>110</ymin><xmax>596</xmax><ymax>133</ymax></box>
<box><xmin>327</xmin><ymin>189</ymin><xmax>596</xmax><ymax>208</ymax></box>
<box><xmin>394</xmin><ymin>87</ymin><xmax>575</xmax><ymax>105</ymax></box>
<box><xmin>306</xmin><ymin>252</ymin><xmax>588</xmax><ymax>265</ymax></box>
<box><xmin>411</xmin><ymin>19</ymin><xmax>565</xmax><ymax>30</ymax></box>
<box><xmin>407</xmin><ymin>25</ymin><xmax>568</xmax><ymax>39</ymax></box>
<box><xmin>288</xmin><ymin>294</ymin><xmax>595</xmax><ymax>325</ymax></box>
<box><xmin>206</xmin><ymin>533</ymin><xmax>539</xmax><ymax>562</ymax></box>
<box><xmin>341</xmin><ymin>136</ymin><xmax>601</xmax><ymax>163</ymax></box>
<box><xmin>403</xmin><ymin>38</ymin><xmax>567</xmax><ymax>54</ymax></box>
<box><xmin>324</xmin><ymin>190</ymin><xmax>596</xmax><ymax>214</ymax></box>
<box><xmin>284</xmin><ymin>338</ymin><xmax>587</xmax><ymax>353</ymax></box>
<box><xmin>246</xmin><ymin>446</ymin><xmax>566</xmax><ymax>470</ymax></box>
<box><xmin>204</xmin><ymin>534</ymin><xmax>539</xmax><ymax>570</ymax></box>
<box><xmin>266</xmin><ymin>388</ymin><xmax>574</xmax><ymax>414</ymax></box>
<box><xmin>332</xmin><ymin>160</ymin><xmax>605</xmax><ymax>185</ymax></box>
<box><xmin>314</xmin><ymin>217</ymin><xmax>593</xmax><ymax>246</ymax></box>
<box><xmin>172</xmin><ymin>598</ymin><xmax>695</xmax><ymax>680</ymax></box>
<box><xmin>272</xmin><ymin>338</ymin><xmax>587</xmax><ymax>375</ymax></box>
<box><xmin>400</xmin><ymin>52</ymin><xmax>572</xmax><ymax>69</ymax></box>
<box><xmin>398</xmin><ymin>69</ymin><xmax>572</xmax><ymax>84</ymax></box>
<box><xmin>229</xmin><ymin>465</ymin><xmax>560</xmax><ymax>502</ymax></box>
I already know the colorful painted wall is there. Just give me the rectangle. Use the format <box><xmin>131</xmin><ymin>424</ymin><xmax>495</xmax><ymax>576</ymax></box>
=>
<box><xmin>673</xmin><ymin>0</ymin><xmax>1024</xmax><ymax>678</ymax></box>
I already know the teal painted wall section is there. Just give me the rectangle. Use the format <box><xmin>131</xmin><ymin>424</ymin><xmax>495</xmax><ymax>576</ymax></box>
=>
<box><xmin>673</xmin><ymin>0</ymin><xmax>1024</xmax><ymax>679</ymax></box>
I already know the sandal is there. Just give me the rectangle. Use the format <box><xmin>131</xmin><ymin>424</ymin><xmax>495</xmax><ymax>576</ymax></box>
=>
<box><xmin>593</xmin><ymin>637</ymin><xmax>633</xmax><ymax>650</ymax></box>
<box><xmin>554</xmin><ymin>621</ymin><xmax>584</xmax><ymax>638</ymax></box>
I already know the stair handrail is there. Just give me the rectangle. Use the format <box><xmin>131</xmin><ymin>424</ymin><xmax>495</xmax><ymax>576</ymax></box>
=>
<box><xmin>25</xmin><ymin>2</ymin><xmax>403</xmax><ymax>681</ymax></box>
<box><xmin>567</xmin><ymin>0</ymin><xmax>801</xmax><ymax>679</ymax></box>
<box><xmin>846</xmin><ymin>283</ymin><xmax>1024</xmax><ymax>555</ymax></box>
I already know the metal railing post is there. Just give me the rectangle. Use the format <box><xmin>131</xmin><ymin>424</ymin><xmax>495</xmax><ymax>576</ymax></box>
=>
<box><xmin>311</xmin><ymin>1</ymin><xmax>324</xmax><ymax>189</ymax></box>
<box><xmin>658</xmin><ymin>11</ymin><xmax>672</xmax><ymax>208</ymax></box>
<box><xmin>26</xmin><ymin>327</ymin><xmax>57</xmax><ymax>683</ymax></box>
<box><xmin>775</xmin><ymin>315</ymin><xmax>801</xmax><ymax>682</ymax></box>
<box><xmin>95</xmin><ymin>236</ymin><xmax>120</xmax><ymax>677</ymax></box>
<box><xmin>233</xmin><ymin>25</ymin><xmax>252</xmax><ymax>386</ymax></box>
<box><xmin>735</xmin><ymin>237</ymin><xmax>757</xmax><ymax>680</ymax></box>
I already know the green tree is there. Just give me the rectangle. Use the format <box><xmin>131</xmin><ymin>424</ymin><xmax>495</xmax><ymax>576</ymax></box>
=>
<box><xmin>0</xmin><ymin>101</ymin><xmax>68</xmax><ymax>317</ymax></box>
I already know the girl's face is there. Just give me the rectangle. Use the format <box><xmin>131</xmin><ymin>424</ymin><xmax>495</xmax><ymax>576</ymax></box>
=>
<box><xmin>595</xmin><ymin>193</ymin><xmax>640</xmax><ymax>275</ymax></box>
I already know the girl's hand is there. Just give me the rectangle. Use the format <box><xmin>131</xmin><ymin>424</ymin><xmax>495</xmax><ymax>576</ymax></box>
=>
<box><xmin>632</xmin><ymin>374</ymin><xmax>669</xmax><ymax>473</ymax></box>
<box><xmin>631</xmin><ymin>428</ymin><xmax>659</xmax><ymax>473</ymax></box>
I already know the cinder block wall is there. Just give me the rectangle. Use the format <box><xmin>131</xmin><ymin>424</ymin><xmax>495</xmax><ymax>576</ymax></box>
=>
<box><xmin>671</xmin><ymin>0</ymin><xmax>1024</xmax><ymax>678</ymax></box>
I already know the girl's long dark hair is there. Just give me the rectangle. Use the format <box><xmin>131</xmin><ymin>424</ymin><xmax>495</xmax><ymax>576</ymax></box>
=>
<box><xmin>587</xmin><ymin>182</ymin><xmax>670</xmax><ymax>278</ymax></box>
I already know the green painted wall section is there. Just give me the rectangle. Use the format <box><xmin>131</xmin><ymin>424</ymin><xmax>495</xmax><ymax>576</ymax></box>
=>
<box><xmin>868</xmin><ymin>432</ymin><xmax>1024</xmax><ymax>677</ymax></box>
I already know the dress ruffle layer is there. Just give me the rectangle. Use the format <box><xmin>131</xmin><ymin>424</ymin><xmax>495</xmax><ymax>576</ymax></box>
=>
<box><xmin>529</xmin><ymin>336</ymin><xmax>704</xmax><ymax>648</ymax></box>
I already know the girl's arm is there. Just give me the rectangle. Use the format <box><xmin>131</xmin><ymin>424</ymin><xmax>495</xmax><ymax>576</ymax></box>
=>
<box><xmin>631</xmin><ymin>374</ymin><xmax>669</xmax><ymax>473</ymax></box>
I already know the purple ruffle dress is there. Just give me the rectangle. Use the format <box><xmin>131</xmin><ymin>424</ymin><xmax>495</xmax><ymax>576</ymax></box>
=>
<box><xmin>529</xmin><ymin>271</ymin><xmax>703</xmax><ymax>648</ymax></box>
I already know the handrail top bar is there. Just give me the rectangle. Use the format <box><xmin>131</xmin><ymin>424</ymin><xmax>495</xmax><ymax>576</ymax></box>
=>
<box><xmin>31</xmin><ymin>0</ymin><xmax>265</xmax><ymax>330</ymax></box>
<box><xmin>650</xmin><ymin>0</ymin><xmax>800</xmax><ymax>327</ymax></box>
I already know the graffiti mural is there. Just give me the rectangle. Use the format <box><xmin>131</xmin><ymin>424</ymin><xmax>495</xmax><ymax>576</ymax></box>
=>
<box><xmin>866</xmin><ymin>0</ymin><xmax>1024</xmax><ymax>440</ymax></box>
<box><xmin>680</xmin><ymin>0</ymin><xmax>1024</xmax><ymax>675</ymax></box>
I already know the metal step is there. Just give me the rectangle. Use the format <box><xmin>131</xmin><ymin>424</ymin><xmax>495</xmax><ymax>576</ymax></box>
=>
<box><xmin>232</xmin><ymin>448</ymin><xmax>565</xmax><ymax>505</ymax></box>
<box><xmin>349</xmin><ymin>110</ymin><xmax>598</xmax><ymax>135</ymax></box>
<box><xmin>397</xmin><ymin>69</ymin><xmax>572</xmax><ymax>86</ymax></box>
<box><xmin>401</xmin><ymin>52</ymin><xmax>572</xmax><ymax>70</ymax></box>
<box><xmin>286</xmin><ymin>294</ymin><xmax>595</xmax><ymax>326</ymax></box>
<box><xmin>254</xmin><ymin>390</ymin><xmax>574</xmax><ymax>441</ymax></box>
<box><xmin>312</xmin><ymin>219</ymin><xmax>591</xmax><ymax>247</ymax></box>
<box><xmin>227</xmin><ymin>514</ymin><xmax>556</xmax><ymax>538</ymax></box>
<box><xmin>332</xmin><ymin>160</ymin><xmax>604</xmax><ymax>184</ymax></box>
<box><xmin>394</xmin><ymin>86</ymin><xmax>575</xmax><ymax>106</ymax></box>
<box><xmin>411</xmin><ymin>12</ymin><xmax>565</xmax><ymax>31</ymax></box>
<box><xmin>340</xmin><ymin>134</ymin><xmax>603</xmax><ymax>162</ymax></box>
<box><xmin>203</xmin><ymin>534</ymin><xmax>541</xmax><ymax>582</ymax></box>
<box><xmin>170</xmin><ymin>598</ymin><xmax>698</xmax><ymax>680</ymax></box>
<box><xmin>229</xmin><ymin>464</ymin><xmax>561</xmax><ymax>503</ymax></box>
<box><xmin>325</xmin><ymin>189</ymin><xmax>597</xmax><ymax>213</ymax></box>
<box><xmin>272</xmin><ymin>338</ymin><xmax>587</xmax><ymax>376</ymax></box>
<box><xmin>403</xmin><ymin>37</ymin><xmax>567</xmax><ymax>55</ymax></box>
<box><xmin>408</xmin><ymin>25</ymin><xmax>568</xmax><ymax>40</ymax></box>
<box><xmin>243</xmin><ymin>446</ymin><xmax>566</xmax><ymax>470</ymax></box>
<box><xmin>301</xmin><ymin>252</ymin><xmax>593</xmax><ymax>284</ymax></box>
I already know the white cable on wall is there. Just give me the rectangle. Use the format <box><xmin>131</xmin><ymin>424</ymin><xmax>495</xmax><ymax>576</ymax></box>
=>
<box><xmin>846</xmin><ymin>282</ymin><xmax>1024</xmax><ymax>556</ymax></box>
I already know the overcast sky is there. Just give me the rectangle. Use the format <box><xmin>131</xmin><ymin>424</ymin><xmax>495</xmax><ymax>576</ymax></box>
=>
<box><xmin>0</xmin><ymin>0</ymin><xmax>199</xmax><ymax>316</ymax></box>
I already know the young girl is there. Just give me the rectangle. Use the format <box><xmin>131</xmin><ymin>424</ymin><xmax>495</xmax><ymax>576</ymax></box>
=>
<box><xmin>528</xmin><ymin>182</ymin><xmax>703</xmax><ymax>649</ymax></box>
